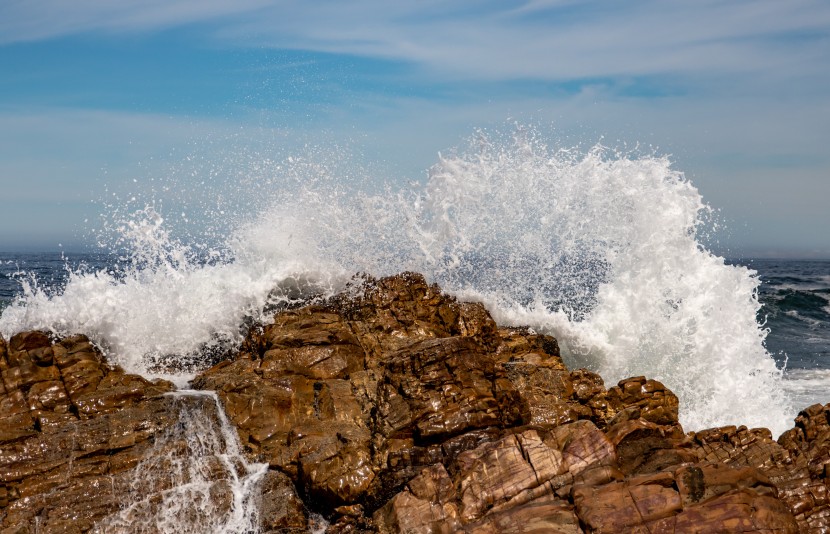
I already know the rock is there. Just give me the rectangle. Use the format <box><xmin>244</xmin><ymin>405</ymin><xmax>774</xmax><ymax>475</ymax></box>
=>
<box><xmin>377</xmin><ymin>336</ymin><xmax>505</xmax><ymax>441</ymax></box>
<box><xmin>0</xmin><ymin>271</ymin><xmax>818</xmax><ymax>533</ymax></box>
<box><xmin>461</xmin><ymin>494</ymin><xmax>581</xmax><ymax>534</ymax></box>
<box><xmin>192</xmin><ymin>273</ymin><xmax>807</xmax><ymax>532</ymax></box>
<box><xmin>569</xmin><ymin>368</ymin><xmax>616</xmax><ymax>425</ymax></box>
<box><xmin>194</xmin><ymin>360</ymin><xmax>375</xmax><ymax>508</ymax></box>
<box><xmin>193</xmin><ymin>275</ymin><xmax>523</xmax><ymax>510</ymax></box>
<box><xmin>573</xmin><ymin>463</ymin><xmax>797</xmax><ymax>533</ymax></box>
<box><xmin>374</xmin><ymin>430</ymin><xmax>579</xmax><ymax>533</ymax></box>
<box><xmin>691</xmin><ymin>421</ymin><xmax>830</xmax><ymax>532</ymax></box>
<box><xmin>334</xmin><ymin>272</ymin><xmax>465</xmax><ymax>359</ymax></box>
<box><xmin>0</xmin><ymin>333</ymin><xmax>183</xmax><ymax>532</ymax></box>
<box><xmin>779</xmin><ymin>403</ymin><xmax>830</xmax><ymax>479</ymax></box>
<box><xmin>606</xmin><ymin>417</ymin><xmax>697</xmax><ymax>475</ymax></box>
<box><xmin>259</xmin><ymin>469</ymin><xmax>308</xmax><ymax>533</ymax></box>
<box><xmin>606</xmin><ymin>376</ymin><xmax>680</xmax><ymax>427</ymax></box>
<box><xmin>453</xmin><ymin>430</ymin><xmax>569</xmax><ymax>522</ymax></box>
<box><xmin>494</xmin><ymin>328</ymin><xmax>590</xmax><ymax>428</ymax></box>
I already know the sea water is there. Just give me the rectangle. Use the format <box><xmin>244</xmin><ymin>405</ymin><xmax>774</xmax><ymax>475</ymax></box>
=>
<box><xmin>0</xmin><ymin>132</ymin><xmax>821</xmax><ymax>439</ymax></box>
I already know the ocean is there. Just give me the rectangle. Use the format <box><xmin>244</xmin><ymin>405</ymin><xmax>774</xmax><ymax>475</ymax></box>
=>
<box><xmin>0</xmin><ymin>135</ymin><xmax>825</xmax><ymax>438</ymax></box>
<box><xmin>744</xmin><ymin>259</ymin><xmax>830</xmax><ymax>410</ymax></box>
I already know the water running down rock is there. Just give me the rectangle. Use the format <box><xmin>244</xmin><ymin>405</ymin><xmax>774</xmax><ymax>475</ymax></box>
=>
<box><xmin>1</xmin><ymin>272</ymin><xmax>827</xmax><ymax>532</ymax></box>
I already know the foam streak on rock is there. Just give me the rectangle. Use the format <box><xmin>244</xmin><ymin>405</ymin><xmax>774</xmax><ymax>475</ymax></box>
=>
<box><xmin>94</xmin><ymin>390</ymin><xmax>268</xmax><ymax>533</ymax></box>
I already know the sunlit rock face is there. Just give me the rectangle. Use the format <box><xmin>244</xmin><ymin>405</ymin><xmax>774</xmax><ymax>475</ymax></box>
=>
<box><xmin>2</xmin><ymin>272</ymin><xmax>826</xmax><ymax>532</ymax></box>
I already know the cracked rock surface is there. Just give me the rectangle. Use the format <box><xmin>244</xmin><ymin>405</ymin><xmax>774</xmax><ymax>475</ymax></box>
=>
<box><xmin>3</xmin><ymin>272</ymin><xmax>829</xmax><ymax>532</ymax></box>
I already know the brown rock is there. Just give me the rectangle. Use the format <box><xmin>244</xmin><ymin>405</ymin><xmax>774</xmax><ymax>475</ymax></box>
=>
<box><xmin>606</xmin><ymin>417</ymin><xmax>697</xmax><ymax>475</ymax></box>
<box><xmin>374</xmin><ymin>464</ymin><xmax>462</xmax><ymax>533</ymax></box>
<box><xmin>194</xmin><ymin>361</ymin><xmax>374</xmax><ymax>507</ymax></box>
<box><xmin>667</xmin><ymin>490</ymin><xmax>798</xmax><ymax>533</ymax></box>
<box><xmin>573</xmin><ymin>472</ymin><xmax>682</xmax><ymax>531</ymax></box>
<box><xmin>377</xmin><ymin>336</ymin><xmax>504</xmax><ymax>441</ymax></box>
<box><xmin>607</xmin><ymin>376</ymin><xmax>680</xmax><ymax>426</ymax></box>
<box><xmin>454</xmin><ymin>430</ymin><xmax>569</xmax><ymax>522</ymax></box>
<box><xmin>495</xmin><ymin>329</ymin><xmax>589</xmax><ymax>428</ymax></box>
<box><xmin>546</xmin><ymin>419</ymin><xmax>617</xmax><ymax>477</ymax></box>
<box><xmin>0</xmin><ymin>334</ymin><xmax>184</xmax><ymax>532</ymax></box>
<box><xmin>456</xmin><ymin>302</ymin><xmax>500</xmax><ymax>350</ymax></box>
<box><xmin>2</xmin><ymin>272</ymin><xmax>811</xmax><ymax>533</ymax></box>
<box><xmin>461</xmin><ymin>494</ymin><xmax>581</xmax><ymax>534</ymax></box>
<box><xmin>7</xmin><ymin>331</ymin><xmax>51</xmax><ymax>367</ymax></box>
<box><xmin>573</xmin><ymin>462</ymin><xmax>797</xmax><ymax>533</ymax></box>
<box><xmin>693</xmin><ymin>422</ymin><xmax>830</xmax><ymax>532</ymax></box>
<box><xmin>259</xmin><ymin>469</ymin><xmax>308</xmax><ymax>533</ymax></box>
<box><xmin>779</xmin><ymin>403</ymin><xmax>830</xmax><ymax>479</ymax></box>
<box><xmin>374</xmin><ymin>488</ymin><xmax>461</xmax><ymax>534</ymax></box>
<box><xmin>335</xmin><ymin>272</ymin><xmax>463</xmax><ymax>360</ymax></box>
<box><xmin>569</xmin><ymin>368</ymin><xmax>616</xmax><ymax>425</ymax></box>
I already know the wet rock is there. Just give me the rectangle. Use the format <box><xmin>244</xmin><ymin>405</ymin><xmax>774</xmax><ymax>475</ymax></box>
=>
<box><xmin>374</xmin><ymin>465</ymin><xmax>462</xmax><ymax>533</ymax></box>
<box><xmin>494</xmin><ymin>329</ymin><xmax>590</xmax><ymax>428</ymax></box>
<box><xmin>0</xmin><ymin>333</ymin><xmax>181</xmax><ymax>532</ymax></box>
<box><xmin>568</xmin><ymin>368</ymin><xmax>616</xmax><ymax>425</ymax></box>
<box><xmin>374</xmin><ymin>431</ymin><xmax>579</xmax><ymax>533</ymax></box>
<box><xmin>606</xmin><ymin>376</ymin><xmax>680</xmax><ymax>426</ymax></box>
<box><xmin>260</xmin><ymin>307</ymin><xmax>365</xmax><ymax>380</ymax></box>
<box><xmin>334</xmin><ymin>272</ymin><xmax>464</xmax><ymax>360</ymax></box>
<box><xmin>194</xmin><ymin>360</ymin><xmax>374</xmax><ymax>507</ymax></box>
<box><xmin>193</xmin><ymin>275</ymin><xmax>523</xmax><ymax>510</ymax></box>
<box><xmin>779</xmin><ymin>403</ymin><xmax>830</xmax><ymax>480</ymax></box>
<box><xmin>461</xmin><ymin>494</ymin><xmax>581</xmax><ymax>534</ymax></box>
<box><xmin>259</xmin><ymin>469</ymin><xmax>308</xmax><ymax>533</ymax></box>
<box><xmin>0</xmin><ymin>271</ymin><xmax>819</xmax><ymax>533</ymax></box>
<box><xmin>573</xmin><ymin>462</ymin><xmax>797</xmax><ymax>533</ymax></box>
<box><xmin>691</xmin><ymin>420</ymin><xmax>830</xmax><ymax>532</ymax></box>
<box><xmin>377</xmin><ymin>336</ymin><xmax>505</xmax><ymax>441</ymax></box>
<box><xmin>606</xmin><ymin>417</ymin><xmax>697</xmax><ymax>475</ymax></box>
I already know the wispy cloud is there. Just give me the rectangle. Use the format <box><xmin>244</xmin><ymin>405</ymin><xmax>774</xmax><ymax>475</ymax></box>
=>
<box><xmin>3</xmin><ymin>0</ymin><xmax>829</xmax><ymax>84</ymax></box>
<box><xmin>0</xmin><ymin>0</ymin><xmax>270</xmax><ymax>43</ymax></box>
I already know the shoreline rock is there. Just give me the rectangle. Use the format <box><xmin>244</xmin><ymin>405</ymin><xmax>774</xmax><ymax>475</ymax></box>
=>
<box><xmin>1</xmin><ymin>272</ymin><xmax>828</xmax><ymax>532</ymax></box>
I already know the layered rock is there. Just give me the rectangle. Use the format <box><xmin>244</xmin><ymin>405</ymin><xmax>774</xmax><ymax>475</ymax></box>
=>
<box><xmin>192</xmin><ymin>272</ymin><xmax>807</xmax><ymax>532</ymax></box>
<box><xmin>0</xmin><ymin>332</ymin><xmax>307</xmax><ymax>533</ymax></box>
<box><xmin>2</xmin><ymin>272</ymin><xmax>829</xmax><ymax>532</ymax></box>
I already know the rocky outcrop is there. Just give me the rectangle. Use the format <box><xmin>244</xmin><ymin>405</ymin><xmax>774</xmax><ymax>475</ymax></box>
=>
<box><xmin>0</xmin><ymin>332</ymin><xmax>307</xmax><ymax>532</ymax></box>
<box><xmin>0</xmin><ymin>332</ymin><xmax>174</xmax><ymax>531</ymax></box>
<box><xmin>191</xmin><ymin>272</ymin><xmax>806</xmax><ymax>532</ymax></box>
<box><xmin>1</xmin><ymin>272</ymin><xmax>829</xmax><ymax>532</ymax></box>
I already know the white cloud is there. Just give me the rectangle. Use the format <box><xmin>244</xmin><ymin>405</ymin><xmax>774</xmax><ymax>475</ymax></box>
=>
<box><xmin>217</xmin><ymin>0</ymin><xmax>830</xmax><ymax>83</ymax></box>
<box><xmin>3</xmin><ymin>0</ymin><xmax>829</xmax><ymax>83</ymax></box>
<box><xmin>0</xmin><ymin>0</ymin><xmax>270</xmax><ymax>43</ymax></box>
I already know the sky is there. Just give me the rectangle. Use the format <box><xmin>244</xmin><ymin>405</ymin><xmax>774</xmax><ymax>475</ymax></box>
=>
<box><xmin>1</xmin><ymin>0</ymin><xmax>829</xmax><ymax>257</ymax></box>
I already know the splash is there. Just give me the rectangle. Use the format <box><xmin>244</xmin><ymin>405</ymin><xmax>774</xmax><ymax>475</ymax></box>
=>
<box><xmin>0</xmin><ymin>129</ymin><xmax>793</xmax><ymax>434</ymax></box>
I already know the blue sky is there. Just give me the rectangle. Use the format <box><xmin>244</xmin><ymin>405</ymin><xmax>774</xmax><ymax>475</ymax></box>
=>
<box><xmin>1</xmin><ymin>0</ymin><xmax>829</xmax><ymax>257</ymax></box>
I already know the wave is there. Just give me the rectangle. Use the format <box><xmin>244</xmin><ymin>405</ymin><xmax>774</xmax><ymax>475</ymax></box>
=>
<box><xmin>761</xmin><ymin>288</ymin><xmax>830</xmax><ymax>328</ymax></box>
<box><xmin>0</xmin><ymin>129</ymin><xmax>793</xmax><ymax>435</ymax></box>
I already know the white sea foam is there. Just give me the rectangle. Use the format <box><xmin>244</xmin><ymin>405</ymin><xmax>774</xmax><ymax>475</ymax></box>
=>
<box><xmin>781</xmin><ymin>369</ymin><xmax>830</xmax><ymax>412</ymax></box>
<box><xmin>0</xmin><ymin>129</ymin><xmax>794</xmax><ymax>435</ymax></box>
